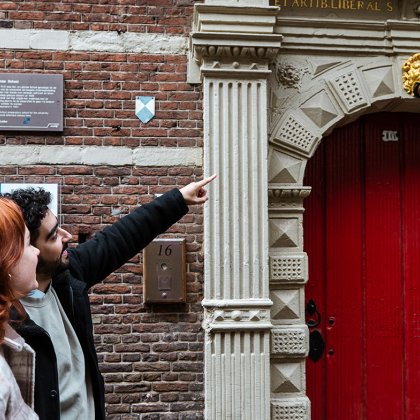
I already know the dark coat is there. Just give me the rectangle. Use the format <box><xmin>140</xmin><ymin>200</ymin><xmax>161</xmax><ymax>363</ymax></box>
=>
<box><xmin>12</xmin><ymin>189</ymin><xmax>188</xmax><ymax>420</ymax></box>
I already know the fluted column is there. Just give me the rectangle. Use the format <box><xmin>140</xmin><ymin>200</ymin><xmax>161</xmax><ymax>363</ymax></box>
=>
<box><xmin>204</xmin><ymin>78</ymin><xmax>269</xmax><ymax>302</ymax></box>
<box><xmin>204</xmin><ymin>76</ymin><xmax>272</xmax><ymax>420</ymax></box>
<box><xmin>190</xmin><ymin>4</ymin><xmax>281</xmax><ymax>419</ymax></box>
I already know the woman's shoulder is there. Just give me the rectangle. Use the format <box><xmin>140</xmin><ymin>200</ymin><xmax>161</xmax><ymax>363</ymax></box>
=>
<box><xmin>0</xmin><ymin>348</ymin><xmax>14</xmax><ymax>372</ymax></box>
<box><xmin>4</xmin><ymin>324</ymin><xmax>26</xmax><ymax>347</ymax></box>
<box><xmin>0</xmin><ymin>349</ymin><xmax>14</xmax><ymax>395</ymax></box>
<box><xmin>0</xmin><ymin>347</ymin><xmax>38</xmax><ymax>419</ymax></box>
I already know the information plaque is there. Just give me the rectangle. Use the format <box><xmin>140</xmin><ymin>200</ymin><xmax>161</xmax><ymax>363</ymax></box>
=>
<box><xmin>0</xmin><ymin>73</ymin><xmax>63</xmax><ymax>132</ymax></box>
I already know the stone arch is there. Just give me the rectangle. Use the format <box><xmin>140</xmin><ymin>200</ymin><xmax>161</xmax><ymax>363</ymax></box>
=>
<box><xmin>267</xmin><ymin>55</ymin><xmax>420</xmax><ymax>417</ymax></box>
<box><xmin>268</xmin><ymin>56</ymin><xmax>420</xmax><ymax>183</ymax></box>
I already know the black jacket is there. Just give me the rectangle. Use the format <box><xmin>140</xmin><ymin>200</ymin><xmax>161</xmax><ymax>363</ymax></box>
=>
<box><xmin>12</xmin><ymin>189</ymin><xmax>189</xmax><ymax>420</ymax></box>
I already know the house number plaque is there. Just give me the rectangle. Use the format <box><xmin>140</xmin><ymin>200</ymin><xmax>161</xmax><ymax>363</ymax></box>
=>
<box><xmin>143</xmin><ymin>238</ymin><xmax>186</xmax><ymax>303</ymax></box>
<box><xmin>382</xmin><ymin>130</ymin><xmax>398</xmax><ymax>141</ymax></box>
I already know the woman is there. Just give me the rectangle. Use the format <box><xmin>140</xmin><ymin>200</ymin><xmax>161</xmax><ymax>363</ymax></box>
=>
<box><xmin>0</xmin><ymin>197</ymin><xmax>39</xmax><ymax>419</ymax></box>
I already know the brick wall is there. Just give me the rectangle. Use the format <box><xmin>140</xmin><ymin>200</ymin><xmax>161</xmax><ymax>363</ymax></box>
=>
<box><xmin>0</xmin><ymin>51</ymin><xmax>202</xmax><ymax>148</ymax></box>
<box><xmin>0</xmin><ymin>0</ymin><xmax>194</xmax><ymax>35</ymax></box>
<box><xmin>0</xmin><ymin>1</ymin><xmax>206</xmax><ymax>418</ymax></box>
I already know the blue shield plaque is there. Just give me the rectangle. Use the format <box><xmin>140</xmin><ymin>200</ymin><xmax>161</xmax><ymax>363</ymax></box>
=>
<box><xmin>136</xmin><ymin>96</ymin><xmax>155</xmax><ymax>124</ymax></box>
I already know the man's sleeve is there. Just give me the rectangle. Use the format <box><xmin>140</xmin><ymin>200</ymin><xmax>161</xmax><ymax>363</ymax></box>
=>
<box><xmin>68</xmin><ymin>188</ymin><xmax>188</xmax><ymax>287</ymax></box>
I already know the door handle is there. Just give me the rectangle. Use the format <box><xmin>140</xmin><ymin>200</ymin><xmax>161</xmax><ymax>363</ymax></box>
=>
<box><xmin>306</xmin><ymin>299</ymin><xmax>321</xmax><ymax>327</ymax></box>
<box><xmin>306</xmin><ymin>299</ymin><xmax>325</xmax><ymax>362</ymax></box>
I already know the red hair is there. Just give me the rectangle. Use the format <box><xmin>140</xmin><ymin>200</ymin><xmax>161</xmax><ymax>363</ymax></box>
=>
<box><xmin>0</xmin><ymin>198</ymin><xmax>26</xmax><ymax>343</ymax></box>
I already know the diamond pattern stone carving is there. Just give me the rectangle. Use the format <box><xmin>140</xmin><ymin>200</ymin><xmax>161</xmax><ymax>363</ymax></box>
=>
<box><xmin>271</xmin><ymin>398</ymin><xmax>309</xmax><ymax>420</ymax></box>
<box><xmin>271</xmin><ymin>328</ymin><xmax>307</xmax><ymax>356</ymax></box>
<box><xmin>275</xmin><ymin>114</ymin><xmax>317</xmax><ymax>154</ymax></box>
<box><xmin>269</xmin><ymin>219</ymin><xmax>299</xmax><ymax>248</ymax></box>
<box><xmin>271</xmin><ymin>362</ymin><xmax>303</xmax><ymax>393</ymax></box>
<box><xmin>268</xmin><ymin>150</ymin><xmax>303</xmax><ymax>184</ymax></box>
<box><xmin>301</xmin><ymin>91</ymin><xmax>339</xmax><ymax>128</ymax></box>
<box><xmin>212</xmin><ymin>309</ymin><xmax>270</xmax><ymax>323</ymax></box>
<box><xmin>271</xmin><ymin>289</ymin><xmax>300</xmax><ymax>320</ymax></box>
<box><xmin>310</xmin><ymin>58</ymin><xmax>343</xmax><ymax>76</ymax></box>
<box><xmin>270</xmin><ymin>255</ymin><xmax>307</xmax><ymax>283</ymax></box>
<box><xmin>329</xmin><ymin>70</ymin><xmax>367</xmax><ymax>112</ymax></box>
<box><xmin>363</xmin><ymin>66</ymin><xmax>395</xmax><ymax>98</ymax></box>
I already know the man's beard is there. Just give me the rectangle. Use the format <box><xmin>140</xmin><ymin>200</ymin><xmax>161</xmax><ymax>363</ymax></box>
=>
<box><xmin>36</xmin><ymin>251</ymin><xmax>70</xmax><ymax>278</ymax></box>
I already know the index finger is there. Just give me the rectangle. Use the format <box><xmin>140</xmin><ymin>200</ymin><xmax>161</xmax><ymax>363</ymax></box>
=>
<box><xmin>196</xmin><ymin>174</ymin><xmax>217</xmax><ymax>187</ymax></box>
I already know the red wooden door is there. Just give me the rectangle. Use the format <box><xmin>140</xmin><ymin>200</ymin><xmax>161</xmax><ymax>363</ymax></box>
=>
<box><xmin>304</xmin><ymin>113</ymin><xmax>420</xmax><ymax>420</ymax></box>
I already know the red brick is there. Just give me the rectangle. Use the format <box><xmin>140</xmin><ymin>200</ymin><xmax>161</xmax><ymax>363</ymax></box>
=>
<box><xmin>0</xmin><ymin>4</ymin><xmax>204</xmax><ymax>415</ymax></box>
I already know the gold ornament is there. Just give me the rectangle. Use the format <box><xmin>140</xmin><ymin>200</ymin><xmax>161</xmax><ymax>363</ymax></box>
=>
<box><xmin>402</xmin><ymin>53</ymin><xmax>420</xmax><ymax>97</ymax></box>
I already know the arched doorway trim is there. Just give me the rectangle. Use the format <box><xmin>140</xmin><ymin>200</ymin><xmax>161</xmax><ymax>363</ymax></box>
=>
<box><xmin>268</xmin><ymin>55</ymin><xmax>418</xmax><ymax>418</ymax></box>
<box><xmin>269</xmin><ymin>58</ymin><xmax>419</xmax><ymax>163</ymax></box>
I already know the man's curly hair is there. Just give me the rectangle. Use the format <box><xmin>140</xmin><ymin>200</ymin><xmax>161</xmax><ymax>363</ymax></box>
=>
<box><xmin>4</xmin><ymin>187</ymin><xmax>51</xmax><ymax>243</ymax></box>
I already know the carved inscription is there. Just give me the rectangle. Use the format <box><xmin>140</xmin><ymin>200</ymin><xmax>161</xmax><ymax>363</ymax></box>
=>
<box><xmin>271</xmin><ymin>0</ymin><xmax>398</xmax><ymax>19</ymax></box>
<box><xmin>276</xmin><ymin>0</ymin><xmax>394</xmax><ymax>11</ymax></box>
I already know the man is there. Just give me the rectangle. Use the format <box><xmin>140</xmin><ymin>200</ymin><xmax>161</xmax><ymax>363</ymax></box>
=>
<box><xmin>7</xmin><ymin>175</ymin><xmax>216</xmax><ymax>420</ymax></box>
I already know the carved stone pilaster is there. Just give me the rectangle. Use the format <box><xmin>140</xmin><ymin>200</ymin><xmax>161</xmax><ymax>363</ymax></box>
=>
<box><xmin>268</xmin><ymin>182</ymin><xmax>311</xmax><ymax>419</ymax></box>
<box><xmin>192</xmin><ymin>4</ymin><xmax>281</xmax><ymax>419</ymax></box>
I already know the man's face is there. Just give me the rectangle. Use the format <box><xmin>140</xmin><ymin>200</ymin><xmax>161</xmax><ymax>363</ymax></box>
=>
<box><xmin>33</xmin><ymin>209</ymin><xmax>72</xmax><ymax>278</ymax></box>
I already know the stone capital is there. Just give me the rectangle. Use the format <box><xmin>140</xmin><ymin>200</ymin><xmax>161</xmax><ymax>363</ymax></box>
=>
<box><xmin>188</xmin><ymin>4</ymin><xmax>282</xmax><ymax>82</ymax></box>
<box><xmin>268</xmin><ymin>186</ymin><xmax>312</xmax><ymax>211</ymax></box>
